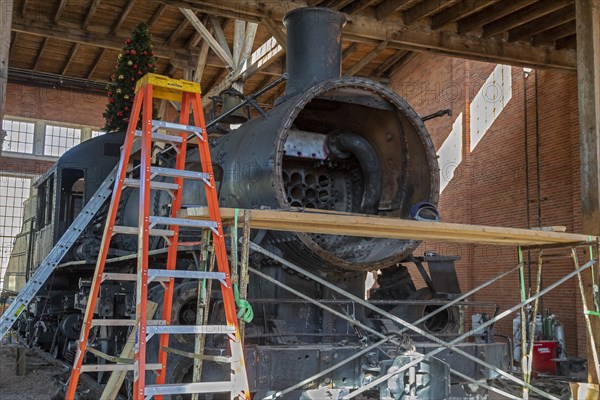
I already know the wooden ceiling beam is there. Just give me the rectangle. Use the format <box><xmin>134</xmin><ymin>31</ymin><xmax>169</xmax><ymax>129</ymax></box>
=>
<box><xmin>112</xmin><ymin>0</ymin><xmax>136</xmax><ymax>35</ymax></box>
<box><xmin>210</xmin><ymin>17</ymin><xmax>233</xmax><ymax>63</ymax></box>
<box><xmin>318</xmin><ymin>0</ymin><xmax>356</xmax><ymax>11</ymax></box>
<box><xmin>385</xmin><ymin>51</ymin><xmax>416</xmax><ymax>77</ymax></box>
<box><xmin>32</xmin><ymin>37</ymin><xmax>49</xmax><ymax>71</ymax></box>
<box><xmin>430</xmin><ymin>0</ymin><xmax>499</xmax><ymax>30</ymax></box>
<box><xmin>193</xmin><ymin>39</ymin><xmax>210</xmax><ymax>83</ymax></box>
<box><xmin>82</xmin><ymin>0</ymin><xmax>101</xmax><ymax>30</ymax></box>
<box><xmin>341</xmin><ymin>0</ymin><xmax>378</xmax><ymax>15</ymax></box>
<box><xmin>555</xmin><ymin>34</ymin><xmax>576</xmax><ymax>50</ymax></box>
<box><xmin>482</xmin><ymin>0</ymin><xmax>572</xmax><ymax>38</ymax></box>
<box><xmin>86</xmin><ymin>47</ymin><xmax>106</xmax><ymax>79</ymax></box>
<box><xmin>166</xmin><ymin>15</ymin><xmax>191</xmax><ymax>45</ymax></box>
<box><xmin>9</xmin><ymin>32</ymin><xmax>18</xmax><ymax>58</ymax></box>
<box><xmin>372</xmin><ymin>49</ymin><xmax>408</xmax><ymax>77</ymax></box>
<box><xmin>532</xmin><ymin>20</ymin><xmax>576</xmax><ymax>47</ymax></box>
<box><xmin>508</xmin><ymin>5</ymin><xmax>575</xmax><ymax>43</ymax></box>
<box><xmin>53</xmin><ymin>0</ymin><xmax>69</xmax><ymax>23</ymax></box>
<box><xmin>261</xmin><ymin>17</ymin><xmax>287</xmax><ymax>51</ymax></box>
<box><xmin>20</xmin><ymin>0</ymin><xmax>29</xmax><ymax>18</ymax></box>
<box><xmin>375</xmin><ymin>0</ymin><xmax>415</xmax><ymax>20</ymax></box>
<box><xmin>341</xmin><ymin>42</ymin><xmax>359</xmax><ymax>63</ymax></box>
<box><xmin>181</xmin><ymin>8</ymin><xmax>234</xmax><ymax>68</ymax></box>
<box><xmin>403</xmin><ymin>0</ymin><xmax>457</xmax><ymax>25</ymax></box>
<box><xmin>148</xmin><ymin>3</ymin><xmax>167</xmax><ymax>30</ymax></box>
<box><xmin>346</xmin><ymin>40</ymin><xmax>388</xmax><ymax>76</ymax></box>
<box><xmin>457</xmin><ymin>0</ymin><xmax>538</xmax><ymax>34</ymax></box>
<box><xmin>156</xmin><ymin>0</ymin><xmax>576</xmax><ymax>70</ymax></box>
<box><xmin>61</xmin><ymin>42</ymin><xmax>79</xmax><ymax>75</ymax></box>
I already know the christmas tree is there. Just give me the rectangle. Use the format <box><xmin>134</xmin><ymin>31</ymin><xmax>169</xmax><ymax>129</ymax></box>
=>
<box><xmin>103</xmin><ymin>23</ymin><xmax>158</xmax><ymax>133</ymax></box>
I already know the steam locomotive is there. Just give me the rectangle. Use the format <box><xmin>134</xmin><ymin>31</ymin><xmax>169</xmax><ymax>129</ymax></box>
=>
<box><xmin>4</xmin><ymin>7</ymin><xmax>508</xmax><ymax>399</ymax></box>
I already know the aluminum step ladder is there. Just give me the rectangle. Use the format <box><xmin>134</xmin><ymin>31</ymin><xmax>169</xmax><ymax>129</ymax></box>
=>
<box><xmin>66</xmin><ymin>73</ymin><xmax>250</xmax><ymax>400</ymax></box>
<box><xmin>0</xmin><ymin>167</ymin><xmax>116</xmax><ymax>339</ymax></box>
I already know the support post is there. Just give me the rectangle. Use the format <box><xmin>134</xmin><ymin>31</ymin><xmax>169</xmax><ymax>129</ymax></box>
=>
<box><xmin>576</xmin><ymin>0</ymin><xmax>600</xmax><ymax>384</ymax></box>
<box><xmin>0</xmin><ymin>0</ymin><xmax>14</xmax><ymax>128</ymax></box>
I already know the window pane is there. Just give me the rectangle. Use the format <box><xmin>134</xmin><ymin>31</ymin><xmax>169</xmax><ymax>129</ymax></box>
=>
<box><xmin>91</xmin><ymin>130</ymin><xmax>105</xmax><ymax>138</ymax></box>
<box><xmin>44</xmin><ymin>125</ymin><xmax>82</xmax><ymax>157</ymax></box>
<box><xmin>1</xmin><ymin>120</ymin><xmax>35</xmax><ymax>154</ymax></box>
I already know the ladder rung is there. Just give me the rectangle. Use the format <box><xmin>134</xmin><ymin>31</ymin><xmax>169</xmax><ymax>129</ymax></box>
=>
<box><xmin>145</xmin><ymin>382</ymin><xmax>232</xmax><ymax>396</ymax></box>
<box><xmin>91</xmin><ymin>319</ymin><xmax>166</xmax><ymax>327</ymax></box>
<box><xmin>135</xmin><ymin>129</ymin><xmax>183</xmax><ymax>144</ymax></box>
<box><xmin>148</xmin><ymin>269</ymin><xmax>226</xmax><ymax>282</ymax></box>
<box><xmin>113</xmin><ymin>225</ymin><xmax>174</xmax><ymax>237</ymax></box>
<box><xmin>80</xmin><ymin>363</ymin><xmax>162</xmax><ymax>372</ymax></box>
<box><xmin>146</xmin><ymin>325</ymin><xmax>235</xmax><ymax>335</ymax></box>
<box><xmin>102</xmin><ymin>273</ymin><xmax>169</xmax><ymax>282</ymax></box>
<box><xmin>150</xmin><ymin>166</ymin><xmax>210</xmax><ymax>181</ymax></box>
<box><xmin>152</xmin><ymin>120</ymin><xmax>203</xmax><ymax>134</ymax></box>
<box><xmin>149</xmin><ymin>216</ymin><xmax>217</xmax><ymax>230</ymax></box>
<box><xmin>123</xmin><ymin>178</ymin><xmax>180</xmax><ymax>191</ymax></box>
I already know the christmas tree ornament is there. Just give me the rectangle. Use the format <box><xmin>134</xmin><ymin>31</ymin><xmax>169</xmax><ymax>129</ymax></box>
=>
<box><xmin>127</xmin><ymin>60</ymin><xmax>133</xmax><ymax>66</ymax></box>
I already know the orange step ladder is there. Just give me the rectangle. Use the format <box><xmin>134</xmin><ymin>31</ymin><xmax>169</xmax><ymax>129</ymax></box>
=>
<box><xmin>66</xmin><ymin>74</ymin><xmax>250</xmax><ymax>400</ymax></box>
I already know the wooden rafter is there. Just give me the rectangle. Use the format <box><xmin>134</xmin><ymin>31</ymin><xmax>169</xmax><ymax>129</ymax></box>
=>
<box><xmin>53</xmin><ymin>0</ymin><xmax>69</xmax><ymax>23</ymax></box>
<box><xmin>403</xmin><ymin>0</ymin><xmax>459</xmax><ymax>25</ymax></box>
<box><xmin>32</xmin><ymin>37</ymin><xmax>49</xmax><ymax>71</ymax></box>
<box><xmin>532</xmin><ymin>20</ymin><xmax>576</xmax><ymax>46</ymax></box>
<box><xmin>376</xmin><ymin>0</ymin><xmax>417</xmax><ymax>20</ymax></box>
<box><xmin>9</xmin><ymin>32</ymin><xmax>18</xmax><ymax>58</ymax></box>
<box><xmin>210</xmin><ymin>17</ymin><xmax>233</xmax><ymax>63</ymax></box>
<box><xmin>261</xmin><ymin>18</ymin><xmax>287</xmax><ymax>51</ymax></box>
<box><xmin>181</xmin><ymin>8</ymin><xmax>234</xmax><ymax>68</ymax></box>
<box><xmin>186</xmin><ymin>15</ymin><xmax>210</xmax><ymax>49</ymax></box>
<box><xmin>20</xmin><ymin>0</ymin><xmax>29</xmax><ymax>18</ymax></box>
<box><xmin>507</xmin><ymin>5</ymin><xmax>575</xmax><ymax>43</ymax></box>
<box><xmin>86</xmin><ymin>47</ymin><xmax>106</xmax><ymax>79</ymax></box>
<box><xmin>382</xmin><ymin>51</ymin><xmax>416</xmax><ymax>78</ymax></box>
<box><xmin>236</xmin><ymin>22</ymin><xmax>258</xmax><ymax>71</ymax></box>
<box><xmin>61</xmin><ymin>42</ymin><xmax>79</xmax><ymax>75</ymax></box>
<box><xmin>166</xmin><ymin>15</ymin><xmax>191</xmax><ymax>45</ymax></box>
<box><xmin>148</xmin><ymin>3</ymin><xmax>167</xmax><ymax>30</ymax></box>
<box><xmin>193</xmin><ymin>39</ymin><xmax>210</xmax><ymax>83</ymax></box>
<box><xmin>430</xmin><ymin>0</ymin><xmax>500</xmax><ymax>29</ymax></box>
<box><xmin>82</xmin><ymin>0</ymin><xmax>101</xmax><ymax>30</ymax></box>
<box><xmin>112</xmin><ymin>0</ymin><xmax>136</xmax><ymax>35</ymax></box>
<box><xmin>318</xmin><ymin>0</ymin><xmax>355</xmax><ymax>11</ymax></box>
<box><xmin>555</xmin><ymin>34</ymin><xmax>576</xmax><ymax>50</ymax></box>
<box><xmin>372</xmin><ymin>49</ymin><xmax>408</xmax><ymax>77</ymax></box>
<box><xmin>482</xmin><ymin>0</ymin><xmax>572</xmax><ymax>38</ymax></box>
<box><xmin>233</xmin><ymin>19</ymin><xmax>245</xmax><ymax>66</ymax></box>
<box><xmin>1</xmin><ymin>0</ymin><xmax>13</xmax><ymax>123</ymax></box>
<box><xmin>457</xmin><ymin>0</ymin><xmax>538</xmax><ymax>34</ymax></box>
<box><xmin>341</xmin><ymin>0</ymin><xmax>378</xmax><ymax>15</ymax></box>
<box><xmin>346</xmin><ymin>40</ymin><xmax>388</xmax><ymax>76</ymax></box>
<box><xmin>342</xmin><ymin>42</ymin><xmax>359</xmax><ymax>63</ymax></box>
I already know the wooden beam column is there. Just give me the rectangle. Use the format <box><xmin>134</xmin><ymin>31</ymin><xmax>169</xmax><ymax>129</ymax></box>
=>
<box><xmin>1</xmin><ymin>0</ymin><xmax>14</xmax><ymax>126</ymax></box>
<box><xmin>575</xmin><ymin>0</ymin><xmax>600</xmax><ymax>385</ymax></box>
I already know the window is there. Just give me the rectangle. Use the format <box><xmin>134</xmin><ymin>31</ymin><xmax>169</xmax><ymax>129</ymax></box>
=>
<box><xmin>1</xmin><ymin>119</ymin><xmax>34</xmax><ymax>154</ymax></box>
<box><xmin>44</xmin><ymin>125</ymin><xmax>81</xmax><ymax>157</ymax></box>
<box><xmin>91</xmin><ymin>130</ymin><xmax>105</xmax><ymax>138</ymax></box>
<box><xmin>0</xmin><ymin>175</ymin><xmax>32</xmax><ymax>287</ymax></box>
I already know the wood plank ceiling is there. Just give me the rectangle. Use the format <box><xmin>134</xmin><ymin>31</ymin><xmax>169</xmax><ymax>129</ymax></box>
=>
<box><xmin>8</xmin><ymin>0</ymin><xmax>577</xmax><ymax>105</ymax></box>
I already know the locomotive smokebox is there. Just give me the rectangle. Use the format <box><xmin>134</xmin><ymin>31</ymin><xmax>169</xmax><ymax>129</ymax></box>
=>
<box><xmin>283</xmin><ymin>7</ymin><xmax>346</xmax><ymax>98</ymax></box>
<box><xmin>174</xmin><ymin>8</ymin><xmax>440</xmax><ymax>271</ymax></box>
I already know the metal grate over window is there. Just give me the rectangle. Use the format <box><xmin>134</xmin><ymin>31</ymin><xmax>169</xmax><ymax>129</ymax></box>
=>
<box><xmin>1</xmin><ymin>119</ymin><xmax>35</xmax><ymax>154</ymax></box>
<box><xmin>44</xmin><ymin>125</ymin><xmax>81</xmax><ymax>157</ymax></box>
<box><xmin>0</xmin><ymin>175</ymin><xmax>32</xmax><ymax>288</ymax></box>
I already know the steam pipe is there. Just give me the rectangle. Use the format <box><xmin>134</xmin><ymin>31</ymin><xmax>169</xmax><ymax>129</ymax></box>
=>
<box><xmin>326</xmin><ymin>132</ymin><xmax>382</xmax><ymax>214</ymax></box>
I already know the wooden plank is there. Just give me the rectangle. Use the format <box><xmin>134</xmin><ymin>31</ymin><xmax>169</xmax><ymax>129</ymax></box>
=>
<box><xmin>233</xmin><ymin>19</ymin><xmax>245</xmax><ymax>66</ymax></box>
<box><xmin>111</xmin><ymin>0</ymin><xmax>136</xmax><ymax>35</ymax></box>
<box><xmin>385</xmin><ymin>51</ymin><xmax>416</xmax><ymax>77</ymax></box>
<box><xmin>181</xmin><ymin>8</ymin><xmax>234</xmax><ymax>68</ymax></box>
<box><xmin>372</xmin><ymin>49</ymin><xmax>408</xmax><ymax>77</ymax></box>
<box><xmin>237</xmin><ymin>22</ymin><xmax>258</xmax><ymax>70</ymax></box>
<box><xmin>32</xmin><ymin>37</ymin><xmax>48</xmax><ymax>71</ymax></box>
<box><xmin>86</xmin><ymin>47</ymin><xmax>106</xmax><ymax>79</ymax></box>
<box><xmin>375</xmin><ymin>0</ymin><xmax>416</xmax><ymax>20</ymax></box>
<box><xmin>576</xmin><ymin>0</ymin><xmax>600</xmax><ymax>382</ymax></box>
<box><xmin>53</xmin><ymin>0</ymin><xmax>69</xmax><ymax>23</ymax></box>
<box><xmin>166</xmin><ymin>16</ymin><xmax>191</xmax><ymax>45</ymax></box>
<box><xmin>147</xmin><ymin>3</ymin><xmax>167</xmax><ymax>30</ymax></box>
<box><xmin>430</xmin><ymin>0</ymin><xmax>499</xmax><ymax>29</ymax></box>
<box><xmin>180</xmin><ymin>208</ymin><xmax>598</xmax><ymax>246</ymax></box>
<box><xmin>20</xmin><ymin>0</ymin><xmax>28</xmax><ymax>18</ymax></box>
<box><xmin>0</xmin><ymin>0</ymin><xmax>13</xmax><ymax>123</ymax></box>
<box><xmin>556</xmin><ymin>34</ymin><xmax>576</xmax><ymax>50</ymax></box>
<box><xmin>346</xmin><ymin>40</ymin><xmax>388</xmax><ymax>76</ymax></box>
<box><xmin>193</xmin><ymin>39</ymin><xmax>209</xmax><ymax>82</ymax></box>
<box><xmin>532</xmin><ymin>20</ymin><xmax>576</xmax><ymax>46</ymax></box>
<box><xmin>209</xmin><ymin>17</ymin><xmax>233</xmax><ymax>63</ymax></box>
<box><xmin>82</xmin><ymin>0</ymin><xmax>101</xmax><ymax>30</ymax></box>
<box><xmin>507</xmin><ymin>5</ymin><xmax>576</xmax><ymax>42</ymax></box>
<box><xmin>457</xmin><ymin>0</ymin><xmax>538</xmax><ymax>34</ymax></box>
<box><xmin>341</xmin><ymin>0</ymin><xmax>379</xmax><ymax>15</ymax></box>
<box><xmin>403</xmin><ymin>0</ymin><xmax>458</xmax><ymax>25</ymax></box>
<box><xmin>319</xmin><ymin>0</ymin><xmax>356</xmax><ymax>10</ymax></box>
<box><xmin>342</xmin><ymin>42</ymin><xmax>359</xmax><ymax>63</ymax></box>
<box><xmin>261</xmin><ymin>17</ymin><xmax>287</xmax><ymax>51</ymax></box>
<box><xmin>158</xmin><ymin>0</ymin><xmax>576</xmax><ymax>70</ymax></box>
<box><xmin>61</xmin><ymin>42</ymin><xmax>79</xmax><ymax>75</ymax></box>
<box><xmin>482</xmin><ymin>0</ymin><xmax>572</xmax><ymax>38</ymax></box>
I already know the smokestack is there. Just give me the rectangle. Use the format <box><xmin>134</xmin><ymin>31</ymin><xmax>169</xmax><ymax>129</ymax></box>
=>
<box><xmin>283</xmin><ymin>7</ymin><xmax>346</xmax><ymax>98</ymax></box>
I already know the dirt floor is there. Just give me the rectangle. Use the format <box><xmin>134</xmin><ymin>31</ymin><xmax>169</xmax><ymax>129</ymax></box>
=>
<box><xmin>0</xmin><ymin>344</ymin><xmax>63</xmax><ymax>400</ymax></box>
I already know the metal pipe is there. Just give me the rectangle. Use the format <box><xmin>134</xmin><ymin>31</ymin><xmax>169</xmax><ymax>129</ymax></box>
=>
<box><xmin>240</xmin><ymin>298</ymin><xmax>499</xmax><ymax>306</ymax></box>
<box><xmin>250</xmin><ymin>243</ymin><xmax>592</xmax><ymax>400</ymax></box>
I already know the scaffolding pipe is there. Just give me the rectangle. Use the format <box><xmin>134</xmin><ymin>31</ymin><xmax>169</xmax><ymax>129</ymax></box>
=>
<box><xmin>250</xmin><ymin>268</ymin><xmax>520</xmax><ymax>400</ymax></box>
<box><xmin>251</xmin><ymin>243</ymin><xmax>576</xmax><ymax>400</ymax></box>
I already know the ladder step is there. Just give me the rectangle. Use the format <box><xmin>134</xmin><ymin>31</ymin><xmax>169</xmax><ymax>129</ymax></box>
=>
<box><xmin>102</xmin><ymin>273</ymin><xmax>170</xmax><ymax>282</ymax></box>
<box><xmin>80</xmin><ymin>363</ymin><xmax>162</xmax><ymax>372</ymax></box>
<box><xmin>146</xmin><ymin>325</ymin><xmax>235</xmax><ymax>335</ymax></box>
<box><xmin>148</xmin><ymin>269</ymin><xmax>226</xmax><ymax>282</ymax></box>
<box><xmin>145</xmin><ymin>382</ymin><xmax>232</xmax><ymax>396</ymax></box>
<box><xmin>152</xmin><ymin>120</ymin><xmax>203</xmax><ymax>134</ymax></box>
<box><xmin>91</xmin><ymin>319</ymin><xmax>166</xmax><ymax>327</ymax></box>
<box><xmin>135</xmin><ymin>129</ymin><xmax>183</xmax><ymax>144</ymax></box>
<box><xmin>113</xmin><ymin>225</ymin><xmax>174</xmax><ymax>237</ymax></box>
<box><xmin>149</xmin><ymin>216</ymin><xmax>217</xmax><ymax>230</ymax></box>
<box><xmin>150</xmin><ymin>166</ymin><xmax>210</xmax><ymax>181</ymax></box>
<box><xmin>123</xmin><ymin>178</ymin><xmax>180</xmax><ymax>191</ymax></box>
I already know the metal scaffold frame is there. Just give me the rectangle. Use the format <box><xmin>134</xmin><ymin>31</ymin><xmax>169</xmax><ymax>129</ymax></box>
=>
<box><xmin>194</xmin><ymin>208</ymin><xmax>600</xmax><ymax>400</ymax></box>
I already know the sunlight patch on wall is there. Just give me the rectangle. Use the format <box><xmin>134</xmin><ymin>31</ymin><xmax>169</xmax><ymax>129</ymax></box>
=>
<box><xmin>438</xmin><ymin>113</ymin><xmax>463</xmax><ymax>193</ymax></box>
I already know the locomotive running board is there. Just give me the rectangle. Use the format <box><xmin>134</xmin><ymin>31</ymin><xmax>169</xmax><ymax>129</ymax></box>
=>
<box><xmin>0</xmin><ymin>166</ymin><xmax>117</xmax><ymax>339</ymax></box>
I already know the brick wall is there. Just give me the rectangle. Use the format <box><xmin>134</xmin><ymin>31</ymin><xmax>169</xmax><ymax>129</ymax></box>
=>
<box><xmin>390</xmin><ymin>54</ymin><xmax>587</xmax><ymax>357</ymax></box>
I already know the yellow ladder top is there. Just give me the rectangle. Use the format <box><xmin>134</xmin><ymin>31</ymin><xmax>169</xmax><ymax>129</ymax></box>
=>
<box><xmin>135</xmin><ymin>73</ymin><xmax>201</xmax><ymax>102</ymax></box>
